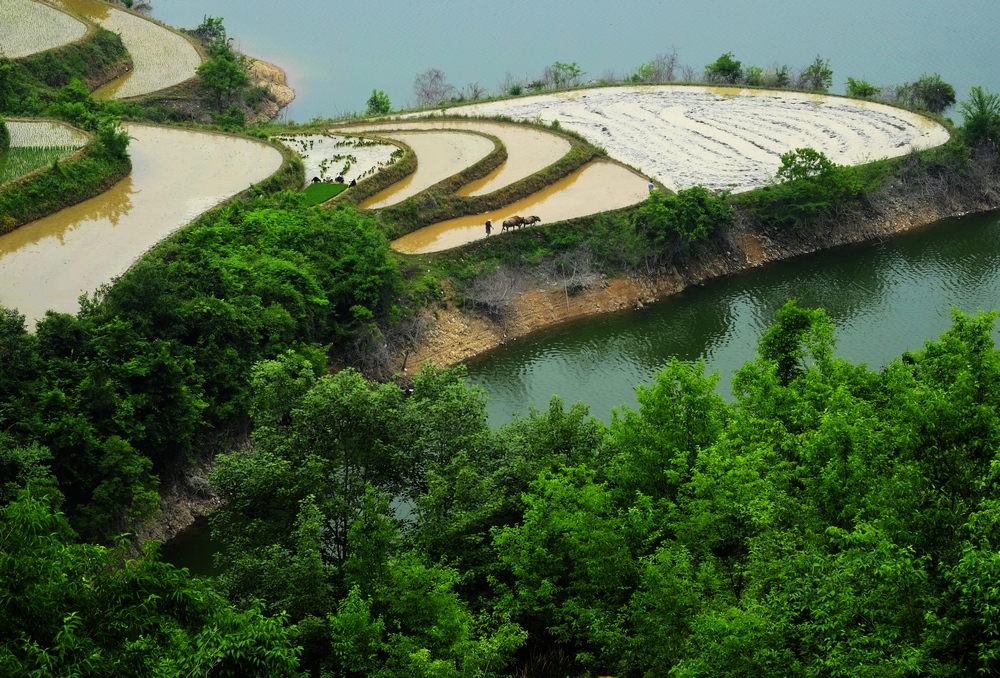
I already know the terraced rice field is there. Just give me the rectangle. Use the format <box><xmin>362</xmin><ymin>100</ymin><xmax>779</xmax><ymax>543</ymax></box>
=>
<box><xmin>275</xmin><ymin>134</ymin><xmax>398</xmax><ymax>186</ymax></box>
<box><xmin>392</xmin><ymin>161</ymin><xmax>648</xmax><ymax>254</ymax></box>
<box><xmin>338</xmin><ymin>121</ymin><xmax>571</xmax><ymax>196</ymax></box>
<box><xmin>55</xmin><ymin>0</ymin><xmax>201</xmax><ymax>99</ymax></box>
<box><xmin>0</xmin><ymin>121</ymin><xmax>88</xmax><ymax>184</ymax></box>
<box><xmin>359</xmin><ymin>131</ymin><xmax>495</xmax><ymax>209</ymax></box>
<box><xmin>0</xmin><ymin>0</ymin><xmax>86</xmax><ymax>58</ymax></box>
<box><xmin>0</xmin><ymin>125</ymin><xmax>283</xmax><ymax>326</ymax></box>
<box><xmin>438</xmin><ymin>85</ymin><xmax>950</xmax><ymax>192</ymax></box>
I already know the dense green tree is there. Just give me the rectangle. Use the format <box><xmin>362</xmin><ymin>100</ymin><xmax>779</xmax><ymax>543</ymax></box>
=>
<box><xmin>905</xmin><ymin>72</ymin><xmax>957</xmax><ymax>113</ymax></box>
<box><xmin>0</xmin><ymin>115</ymin><xmax>8</xmax><ymax>152</ymax></box>
<box><xmin>960</xmin><ymin>85</ymin><xmax>1000</xmax><ymax>148</ymax></box>
<box><xmin>365</xmin><ymin>89</ymin><xmax>392</xmax><ymax>116</ymax></box>
<box><xmin>0</xmin><ymin>490</ymin><xmax>303</xmax><ymax>676</ymax></box>
<box><xmin>704</xmin><ymin>52</ymin><xmax>742</xmax><ymax>84</ymax></box>
<box><xmin>799</xmin><ymin>55</ymin><xmax>833</xmax><ymax>92</ymax></box>
<box><xmin>637</xmin><ymin>185</ymin><xmax>734</xmax><ymax>252</ymax></box>
<box><xmin>846</xmin><ymin>76</ymin><xmax>880</xmax><ymax>99</ymax></box>
<box><xmin>746</xmin><ymin>147</ymin><xmax>863</xmax><ymax>230</ymax></box>
<box><xmin>197</xmin><ymin>41</ymin><xmax>250</xmax><ymax>111</ymax></box>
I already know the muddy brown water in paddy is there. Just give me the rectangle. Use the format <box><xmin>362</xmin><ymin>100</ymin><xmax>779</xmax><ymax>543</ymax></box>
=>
<box><xmin>0</xmin><ymin>125</ymin><xmax>283</xmax><ymax>327</ymax></box>
<box><xmin>358</xmin><ymin>131</ymin><xmax>495</xmax><ymax>209</ymax></box>
<box><xmin>341</xmin><ymin>121</ymin><xmax>570</xmax><ymax>197</ymax></box>
<box><xmin>391</xmin><ymin>161</ymin><xmax>649</xmax><ymax>254</ymax></box>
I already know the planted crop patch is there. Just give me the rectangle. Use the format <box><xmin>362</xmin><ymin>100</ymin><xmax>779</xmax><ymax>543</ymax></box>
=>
<box><xmin>275</xmin><ymin>134</ymin><xmax>398</xmax><ymax>186</ymax></box>
<box><xmin>0</xmin><ymin>121</ymin><xmax>88</xmax><ymax>184</ymax></box>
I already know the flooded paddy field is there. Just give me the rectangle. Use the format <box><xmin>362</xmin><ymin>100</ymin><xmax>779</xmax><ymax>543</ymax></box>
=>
<box><xmin>54</xmin><ymin>0</ymin><xmax>201</xmax><ymax>99</ymax></box>
<box><xmin>1</xmin><ymin>121</ymin><xmax>88</xmax><ymax>184</ymax></box>
<box><xmin>445</xmin><ymin>85</ymin><xmax>950</xmax><ymax>192</ymax></box>
<box><xmin>274</xmin><ymin>134</ymin><xmax>398</xmax><ymax>186</ymax></box>
<box><xmin>0</xmin><ymin>0</ymin><xmax>87</xmax><ymax>58</ymax></box>
<box><xmin>359</xmin><ymin>131</ymin><xmax>495</xmax><ymax>209</ymax></box>
<box><xmin>392</xmin><ymin>161</ymin><xmax>648</xmax><ymax>254</ymax></box>
<box><xmin>339</xmin><ymin>120</ymin><xmax>571</xmax><ymax>196</ymax></box>
<box><xmin>0</xmin><ymin>125</ymin><xmax>283</xmax><ymax>326</ymax></box>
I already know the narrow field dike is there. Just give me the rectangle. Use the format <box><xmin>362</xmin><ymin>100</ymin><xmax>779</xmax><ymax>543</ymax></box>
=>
<box><xmin>392</xmin><ymin>160</ymin><xmax>648</xmax><ymax>254</ymax></box>
<box><xmin>54</xmin><ymin>0</ymin><xmax>201</xmax><ymax>99</ymax></box>
<box><xmin>0</xmin><ymin>0</ymin><xmax>87</xmax><ymax>58</ymax></box>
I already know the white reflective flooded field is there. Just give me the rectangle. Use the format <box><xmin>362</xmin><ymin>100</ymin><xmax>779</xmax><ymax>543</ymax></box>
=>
<box><xmin>0</xmin><ymin>125</ymin><xmax>283</xmax><ymax>326</ymax></box>
<box><xmin>448</xmin><ymin>86</ymin><xmax>950</xmax><ymax>192</ymax></box>
<box><xmin>0</xmin><ymin>0</ymin><xmax>86</xmax><ymax>58</ymax></box>
<box><xmin>54</xmin><ymin>0</ymin><xmax>201</xmax><ymax>99</ymax></box>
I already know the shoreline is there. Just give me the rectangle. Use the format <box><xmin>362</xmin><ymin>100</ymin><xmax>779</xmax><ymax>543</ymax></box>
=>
<box><xmin>400</xmin><ymin>195</ymin><xmax>1000</xmax><ymax>371</ymax></box>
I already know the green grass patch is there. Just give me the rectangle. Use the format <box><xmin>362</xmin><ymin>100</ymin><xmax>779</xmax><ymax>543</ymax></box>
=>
<box><xmin>0</xmin><ymin>146</ymin><xmax>78</xmax><ymax>184</ymax></box>
<box><xmin>302</xmin><ymin>181</ymin><xmax>347</xmax><ymax>206</ymax></box>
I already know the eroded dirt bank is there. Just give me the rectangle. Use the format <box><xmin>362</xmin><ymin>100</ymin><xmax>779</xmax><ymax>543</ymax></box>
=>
<box><xmin>402</xmin><ymin>194</ymin><xmax>1000</xmax><ymax>370</ymax></box>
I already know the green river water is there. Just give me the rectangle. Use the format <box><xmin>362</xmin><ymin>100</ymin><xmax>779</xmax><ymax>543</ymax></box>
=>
<box><xmin>468</xmin><ymin>211</ymin><xmax>1000</xmax><ymax>425</ymax></box>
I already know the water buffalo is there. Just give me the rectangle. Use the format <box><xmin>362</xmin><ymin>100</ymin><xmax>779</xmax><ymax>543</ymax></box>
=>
<box><xmin>522</xmin><ymin>215</ymin><xmax>541</xmax><ymax>226</ymax></box>
<box><xmin>501</xmin><ymin>216</ymin><xmax>525</xmax><ymax>232</ymax></box>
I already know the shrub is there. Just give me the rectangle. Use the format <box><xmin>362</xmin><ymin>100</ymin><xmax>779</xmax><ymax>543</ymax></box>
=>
<box><xmin>365</xmin><ymin>89</ymin><xmax>391</xmax><ymax>117</ymax></box>
<box><xmin>846</xmin><ymin>77</ymin><xmax>880</xmax><ymax>99</ymax></box>
<box><xmin>960</xmin><ymin>86</ymin><xmax>1000</xmax><ymax>148</ymax></box>
<box><xmin>799</xmin><ymin>55</ymin><xmax>833</xmax><ymax>92</ymax></box>
<box><xmin>705</xmin><ymin>52</ymin><xmax>742</xmax><ymax>84</ymax></box>
<box><xmin>0</xmin><ymin>116</ymin><xmax>8</xmax><ymax>152</ymax></box>
<box><xmin>551</xmin><ymin>61</ymin><xmax>585</xmax><ymax>88</ymax></box>
<box><xmin>904</xmin><ymin>73</ymin><xmax>957</xmax><ymax>114</ymax></box>
<box><xmin>637</xmin><ymin>185</ymin><xmax>734</xmax><ymax>251</ymax></box>
<box><xmin>244</xmin><ymin>84</ymin><xmax>269</xmax><ymax>110</ymax></box>
<box><xmin>745</xmin><ymin>147</ymin><xmax>864</xmax><ymax>230</ymax></box>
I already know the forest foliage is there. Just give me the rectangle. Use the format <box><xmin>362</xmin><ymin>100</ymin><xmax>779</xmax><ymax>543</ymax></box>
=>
<box><xmin>6</xmin><ymin>303</ymin><xmax>1000</xmax><ymax>676</ymax></box>
<box><xmin>0</xmin><ymin>200</ymin><xmax>402</xmax><ymax>541</ymax></box>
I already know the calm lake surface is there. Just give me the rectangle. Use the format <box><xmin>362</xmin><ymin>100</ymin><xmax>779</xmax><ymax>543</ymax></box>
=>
<box><xmin>152</xmin><ymin>0</ymin><xmax>1000</xmax><ymax>121</ymax></box>
<box><xmin>467</xmin><ymin>211</ymin><xmax>1000</xmax><ymax>425</ymax></box>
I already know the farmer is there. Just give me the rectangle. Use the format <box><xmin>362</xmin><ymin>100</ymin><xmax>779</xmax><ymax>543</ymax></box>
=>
<box><xmin>648</xmin><ymin>178</ymin><xmax>655</xmax><ymax>192</ymax></box>
<box><xmin>485</xmin><ymin>219</ymin><xmax>493</xmax><ymax>237</ymax></box>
